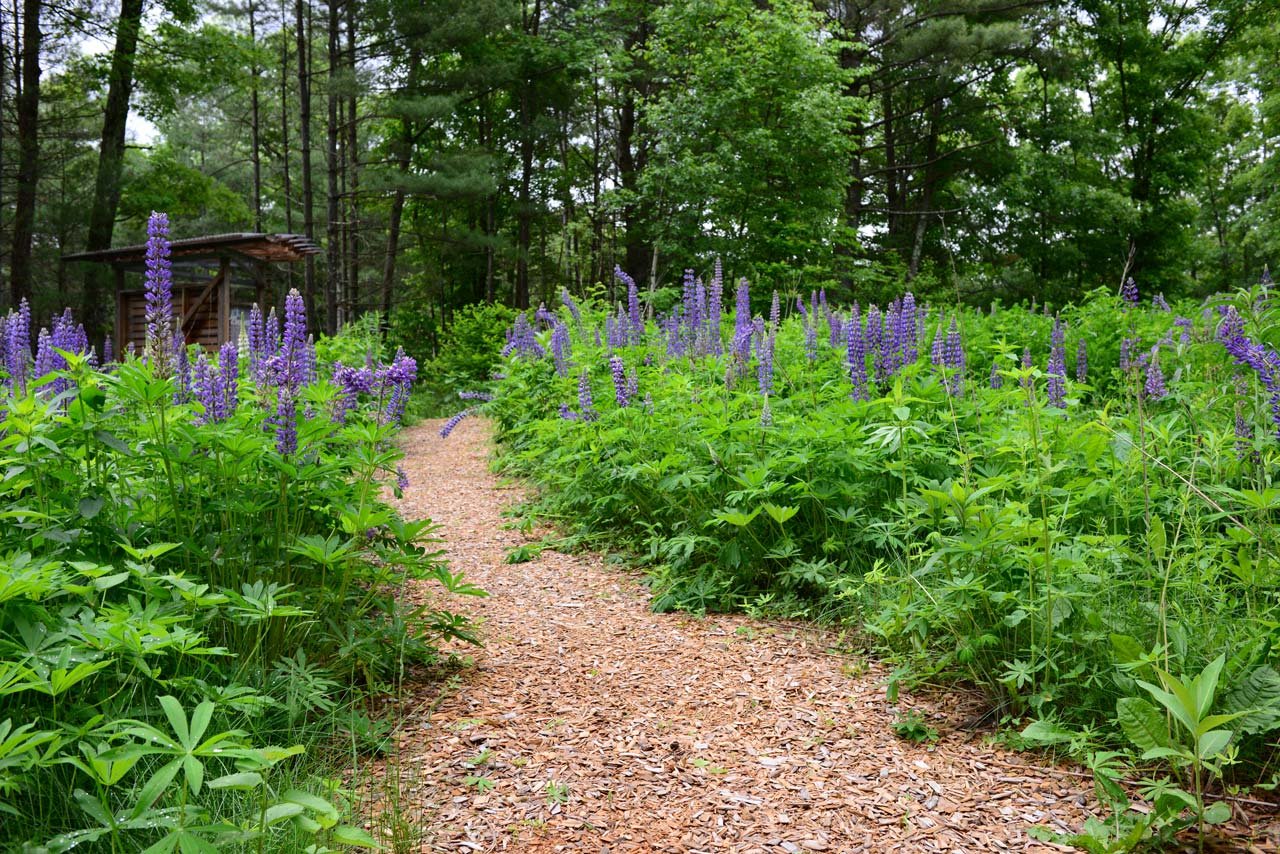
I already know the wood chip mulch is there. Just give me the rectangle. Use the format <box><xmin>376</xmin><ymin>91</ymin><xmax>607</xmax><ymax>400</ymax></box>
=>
<box><xmin>367</xmin><ymin>416</ymin><xmax>1280</xmax><ymax>853</ymax></box>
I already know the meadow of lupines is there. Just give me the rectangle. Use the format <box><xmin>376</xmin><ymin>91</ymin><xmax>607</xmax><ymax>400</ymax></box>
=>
<box><xmin>0</xmin><ymin>212</ymin><xmax>479</xmax><ymax>851</ymax></box>
<box><xmin>478</xmin><ymin>266</ymin><xmax>1280</xmax><ymax>796</ymax></box>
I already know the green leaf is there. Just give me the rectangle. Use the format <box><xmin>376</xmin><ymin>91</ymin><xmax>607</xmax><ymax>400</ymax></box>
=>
<box><xmin>1116</xmin><ymin>697</ymin><xmax>1169</xmax><ymax>752</ymax></box>
<box><xmin>283</xmin><ymin>789</ymin><xmax>339</xmax><ymax>818</ymax></box>
<box><xmin>1203</xmin><ymin>800</ymin><xmax>1232</xmax><ymax>824</ymax></box>
<box><xmin>207</xmin><ymin>771</ymin><xmax>263</xmax><ymax>790</ymax></box>
<box><xmin>261</xmin><ymin>802</ymin><xmax>305</xmax><ymax>825</ymax></box>
<box><xmin>78</xmin><ymin>496</ymin><xmax>105</xmax><ymax>520</ymax></box>
<box><xmin>1197</xmin><ymin>729</ymin><xmax>1232</xmax><ymax>760</ymax></box>
<box><xmin>158</xmin><ymin>696</ymin><xmax>191</xmax><ymax>747</ymax></box>
<box><xmin>762</xmin><ymin>503</ymin><xmax>799</xmax><ymax>525</ymax></box>
<box><xmin>1147</xmin><ymin>515</ymin><xmax>1166</xmax><ymax>563</ymax></box>
<box><xmin>1020</xmin><ymin>719</ymin><xmax>1073</xmax><ymax>746</ymax></box>
<box><xmin>330</xmin><ymin>825</ymin><xmax>381</xmax><ymax>848</ymax></box>
<box><xmin>1221</xmin><ymin>665</ymin><xmax>1280</xmax><ymax>735</ymax></box>
<box><xmin>133</xmin><ymin>758</ymin><xmax>182</xmax><ymax>816</ymax></box>
<box><xmin>709</xmin><ymin>507</ymin><xmax>759</xmax><ymax>528</ymax></box>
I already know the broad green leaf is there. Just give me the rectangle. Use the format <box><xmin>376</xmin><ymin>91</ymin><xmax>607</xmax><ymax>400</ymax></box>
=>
<box><xmin>207</xmin><ymin>771</ymin><xmax>263</xmax><ymax>790</ymax></box>
<box><xmin>331</xmin><ymin>825</ymin><xmax>380</xmax><ymax>847</ymax></box>
<box><xmin>762</xmin><ymin>503</ymin><xmax>798</xmax><ymax>525</ymax></box>
<box><xmin>1116</xmin><ymin>697</ymin><xmax>1169</xmax><ymax>752</ymax></box>
<box><xmin>1203</xmin><ymin>800</ymin><xmax>1232</xmax><ymax>824</ymax></box>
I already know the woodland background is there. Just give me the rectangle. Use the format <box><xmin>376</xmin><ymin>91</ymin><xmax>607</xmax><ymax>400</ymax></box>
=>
<box><xmin>1</xmin><ymin>0</ymin><xmax>1278</xmax><ymax>356</ymax></box>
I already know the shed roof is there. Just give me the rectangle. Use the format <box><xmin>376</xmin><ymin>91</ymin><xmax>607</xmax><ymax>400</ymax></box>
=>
<box><xmin>63</xmin><ymin>233</ymin><xmax>321</xmax><ymax>267</ymax></box>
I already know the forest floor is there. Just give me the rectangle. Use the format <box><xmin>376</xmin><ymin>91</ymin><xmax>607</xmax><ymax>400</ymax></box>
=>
<box><xmin>369</xmin><ymin>417</ymin><xmax>1280</xmax><ymax>853</ymax></box>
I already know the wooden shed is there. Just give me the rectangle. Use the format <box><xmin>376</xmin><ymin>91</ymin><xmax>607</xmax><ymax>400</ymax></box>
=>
<box><xmin>64</xmin><ymin>233</ymin><xmax>320</xmax><ymax>352</ymax></box>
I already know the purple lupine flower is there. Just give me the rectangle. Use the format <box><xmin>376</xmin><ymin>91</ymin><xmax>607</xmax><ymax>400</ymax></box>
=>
<box><xmin>274</xmin><ymin>288</ymin><xmax>308</xmax><ymax>390</ymax></box>
<box><xmin>1234</xmin><ymin>374</ymin><xmax>1255</xmax><ymax>461</ymax></box>
<box><xmin>1121</xmin><ymin>277</ymin><xmax>1138</xmax><ymax>307</ymax></box>
<box><xmin>273</xmin><ymin>387</ymin><xmax>298</xmax><ymax>454</ymax></box>
<box><xmin>1021</xmin><ymin>348</ymin><xmax>1033</xmax><ymax>392</ymax></box>
<box><xmin>769</xmin><ymin>291</ymin><xmax>780</xmax><ymax>328</ymax></box>
<box><xmin>173</xmin><ymin>333</ymin><xmax>191</xmax><ymax>403</ymax></box>
<box><xmin>534</xmin><ymin>302</ymin><xmax>556</xmax><ymax>327</ymax></box>
<box><xmin>625</xmin><ymin>368</ymin><xmax>638</xmax><ymax>404</ymax></box>
<box><xmin>796</xmin><ymin>296</ymin><xmax>808</xmax><ymax>320</ymax></box>
<box><xmin>1120</xmin><ymin>337</ymin><xmax>1137</xmax><ymax>372</ymax></box>
<box><xmin>760</xmin><ymin>396</ymin><xmax>773</xmax><ymax>427</ymax></box>
<box><xmin>708</xmin><ymin>258</ymin><xmax>724</xmax><ymax>356</ymax></box>
<box><xmin>1152</xmin><ymin>293</ymin><xmax>1170</xmax><ymax>312</ymax></box>
<box><xmin>1219</xmin><ymin>307</ymin><xmax>1280</xmax><ymax>435</ymax></box>
<box><xmin>560</xmin><ymin>287</ymin><xmax>582</xmax><ymax>327</ymax></box>
<box><xmin>682</xmin><ymin>270</ymin><xmax>698</xmax><ymax>343</ymax></box>
<box><xmin>848</xmin><ymin>304</ymin><xmax>868</xmax><ymax>402</ymax></box>
<box><xmin>930</xmin><ymin>325</ymin><xmax>944</xmax><ymax>369</ymax></box>
<box><xmin>458</xmin><ymin>390</ymin><xmax>493</xmax><ymax>402</ymax></box>
<box><xmin>558</xmin><ymin>403</ymin><xmax>579</xmax><ymax>421</ymax></box>
<box><xmin>381</xmin><ymin>350</ymin><xmax>417</xmax><ymax>425</ymax></box>
<box><xmin>33</xmin><ymin>328</ymin><xmax>54</xmax><ymax>381</ymax></box>
<box><xmin>332</xmin><ymin>362</ymin><xmax>374</xmax><ymax>423</ymax></box>
<box><xmin>577</xmin><ymin>369</ymin><xmax>598</xmax><ymax>422</ymax></box>
<box><xmin>1046</xmin><ymin>317</ymin><xmax>1066</xmax><ymax>408</ymax></box>
<box><xmin>610</xmin><ymin>354</ymin><xmax>629</xmax><ymax>407</ymax></box>
<box><xmin>5</xmin><ymin>300</ymin><xmax>31</xmax><ymax>393</ymax></box>
<box><xmin>942</xmin><ymin>317</ymin><xmax>967</xmax><ymax>396</ymax></box>
<box><xmin>218</xmin><ymin>342</ymin><xmax>239</xmax><ymax>421</ymax></box>
<box><xmin>593</xmin><ymin>326</ymin><xmax>602</xmax><ymax>347</ymax></box>
<box><xmin>881</xmin><ymin>300</ymin><xmax>900</xmax><ymax>378</ymax></box>
<box><xmin>900</xmin><ymin>293</ymin><xmax>918</xmax><ymax>365</ymax></box>
<box><xmin>623</xmin><ymin>267</ymin><xmax>643</xmax><ymax>344</ymax></box>
<box><xmin>1173</xmin><ymin>317</ymin><xmax>1192</xmax><ymax>344</ymax></box>
<box><xmin>551</xmin><ymin>321</ymin><xmax>571</xmax><ymax>377</ymax></box>
<box><xmin>192</xmin><ymin>351</ymin><xmax>214</xmax><ymax>424</ymax></box>
<box><xmin>990</xmin><ymin>361</ymin><xmax>1002</xmax><ymax>389</ymax></box>
<box><xmin>734</xmin><ymin>278</ymin><xmax>751</xmax><ymax>333</ymax></box>
<box><xmin>866</xmin><ymin>305</ymin><xmax>884</xmax><ymax>385</ymax></box>
<box><xmin>1144</xmin><ymin>346</ymin><xmax>1167</xmax><ymax>400</ymax></box>
<box><xmin>693</xmin><ymin>277</ymin><xmax>708</xmax><ymax>354</ymax></box>
<box><xmin>396</xmin><ymin>465</ymin><xmax>409</xmax><ymax>491</ymax></box>
<box><xmin>143</xmin><ymin>211</ymin><xmax>174</xmax><ymax>372</ymax></box>
<box><xmin>757</xmin><ymin>331</ymin><xmax>775</xmax><ymax>397</ymax></box>
<box><xmin>438</xmin><ymin>407</ymin><xmax>475</xmax><ymax>438</ymax></box>
<box><xmin>1075</xmin><ymin>339</ymin><xmax>1088</xmax><ymax>384</ymax></box>
<box><xmin>804</xmin><ymin>318</ymin><xmax>817</xmax><ymax>363</ymax></box>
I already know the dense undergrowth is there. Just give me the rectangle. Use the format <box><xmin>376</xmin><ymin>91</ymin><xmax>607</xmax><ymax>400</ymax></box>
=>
<box><xmin>479</xmin><ymin>268</ymin><xmax>1280</xmax><ymax>845</ymax></box>
<box><xmin>0</xmin><ymin>213</ymin><xmax>481</xmax><ymax>852</ymax></box>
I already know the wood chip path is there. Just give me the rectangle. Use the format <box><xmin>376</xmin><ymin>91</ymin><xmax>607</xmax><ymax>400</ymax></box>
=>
<box><xmin>372</xmin><ymin>416</ymin><xmax>1279</xmax><ymax>853</ymax></box>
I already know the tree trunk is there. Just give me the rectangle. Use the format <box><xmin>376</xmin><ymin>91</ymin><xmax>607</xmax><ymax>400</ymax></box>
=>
<box><xmin>296</xmin><ymin>0</ymin><xmax>316</xmax><ymax>316</ymax></box>
<box><xmin>380</xmin><ymin>44</ymin><xmax>419</xmax><ymax>320</ymax></box>
<box><xmin>249</xmin><ymin>0</ymin><xmax>262</xmax><ymax>232</ymax></box>
<box><xmin>344</xmin><ymin>0</ymin><xmax>358</xmax><ymax>317</ymax></box>
<box><xmin>325</xmin><ymin>0</ymin><xmax>340</xmax><ymax>333</ymax></box>
<box><xmin>9</xmin><ymin>0</ymin><xmax>40</xmax><ymax>307</ymax></box>
<box><xmin>82</xmin><ymin>0</ymin><xmax>144</xmax><ymax>343</ymax></box>
<box><xmin>279</xmin><ymin>0</ymin><xmax>292</xmax><ymax>234</ymax></box>
<box><xmin>514</xmin><ymin>0</ymin><xmax>540</xmax><ymax>310</ymax></box>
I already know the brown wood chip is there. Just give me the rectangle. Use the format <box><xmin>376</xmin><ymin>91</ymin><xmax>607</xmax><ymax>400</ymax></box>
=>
<box><xmin>361</xmin><ymin>417</ymin><xmax>1280</xmax><ymax>853</ymax></box>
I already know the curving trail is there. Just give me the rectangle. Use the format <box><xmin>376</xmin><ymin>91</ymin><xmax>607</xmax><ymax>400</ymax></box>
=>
<box><xmin>375</xmin><ymin>417</ymin><xmax>1268</xmax><ymax>853</ymax></box>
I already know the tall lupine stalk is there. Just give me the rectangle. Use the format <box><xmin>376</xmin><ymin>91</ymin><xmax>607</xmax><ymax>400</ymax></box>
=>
<box><xmin>577</xmin><ymin>368</ymin><xmax>598</xmax><ymax>422</ymax></box>
<box><xmin>610</xmin><ymin>355</ymin><xmax>629</xmax><ymax>407</ymax></box>
<box><xmin>990</xmin><ymin>361</ymin><xmax>1003</xmax><ymax>389</ymax></box>
<box><xmin>769</xmin><ymin>290</ymin><xmax>780</xmax><ymax>329</ymax></box>
<box><xmin>1234</xmin><ymin>373</ymin><xmax>1255</xmax><ymax>461</ymax></box>
<box><xmin>618</xmin><ymin>265</ymin><xmax>642</xmax><ymax>344</ymax></box>
<box><xmin>1153</xmin><ymin>293</ymin><xmax>1171</xmax><ymax>312</ymax></box>
<box><xmin>1076</xmin><ymin>339</ymin><xmax>1088</xmax><ymax>384</ymax></box>
<box><xmin>1219</xmin><ymin>307</ymin><xmax>1280</xmax><ymax>436</ymax></box>
<box><xmin>867</xmin><ymin>305</ymin><xmax>884</xmax><ymax>387</ymax></box>
<box><xmin>1046</xmin><ymin>317</ymin><xmax>1066</xmax><ymax>408</ymax></box>
<box><xmin>900</xmin><ymin>292</ymin><xmax>918</xmax><ymax>365</ymax></box>
<box><xmin>5</xmin><ymin>299</ymin><xmax>31</xmax><ymax>394</ymax></box>
<box><xmin>757</xmin><ymin>325</ymin><xmax>775</xmax><ymax>397</ymax></box>
<box><xmin>1121</xmin><ymin>276</ymin><xmax>1139</xmax><ymax>308</ymax></box>
<box><xmin>143</xmin><ymin>211</ymin><xmax>174</xmax><ymax>375</ymax></box>
<box><xmin>550</xmin><ymin>321</ymin><xmax>571</xmax><ymax>377</ymax></box>
<box><xmin>561</xmin><ymin>287</ymin><xmax>582</xmax><ymax>329</ymax></box>
<box><xmin>708</xmin><ymin>259</ymin><xmax>724</xmax><ymax>356</ymax></box>
<box><xmin>1144</xmin><ymin>345</ymin><xmax>1167</xmax><ymax>400</ymax></box>
<box><xmin>848</xmin><ymin>304</ymin><xmax>868</xmax><ymax>402</ymax></box>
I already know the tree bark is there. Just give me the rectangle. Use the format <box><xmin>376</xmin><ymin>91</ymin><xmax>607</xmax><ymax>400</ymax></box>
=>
<box><xmin>379</xmin><ymin>44</ymin><xmax>419</xmax><ymax>320</ymax></box>
<box><xmin>82</xmin><ymin>0</ymin><xmax>144</xmax><ymax>343</ymax></box>
<box><xmin>344</xmin><ymin>0</ymin><xmax>358</xmax><ymax>317</ymax></box>
<box><xmin>249</xmin><ymin>0</ymin><xmax>262</xmax><ymax>232</ymax></box>
<box><xmin>296</xmin><ymin>0</ymin><xmax>316</xmax><ymax>316</ymax></box>
<box><xmin>9</xmin><ymin>0</ymin><xmax>40</xmax><ymax>308</ymax></box>
<box><xmin>325</xmin><ymin>0</ymin><xmax>340</xmax><ymax>333</ymax></box>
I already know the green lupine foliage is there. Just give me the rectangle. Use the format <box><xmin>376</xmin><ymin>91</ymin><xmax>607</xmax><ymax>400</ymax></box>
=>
<box><xmin>485</xmin><ymin>282</ymin><xmax>1280</xmax><ymax>789</ymax></box>
<box><xmin>0</xmin><ymin>340</ymin><xmax>481</xmax><ymax>850</ymax></box>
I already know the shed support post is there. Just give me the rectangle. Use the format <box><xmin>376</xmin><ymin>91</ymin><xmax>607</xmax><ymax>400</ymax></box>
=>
<box><xmin>218</xmin><ymin>255</ymin><xmax>232</xmax><ymax>344</ymax></box>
